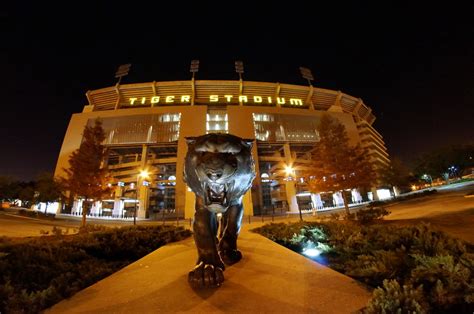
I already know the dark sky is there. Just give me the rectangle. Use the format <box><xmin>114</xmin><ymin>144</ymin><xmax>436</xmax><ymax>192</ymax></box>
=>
<box><xmin>1</xmin><ymin>2</ymin><xmax>473</xmax><ymax>180</ymax></box>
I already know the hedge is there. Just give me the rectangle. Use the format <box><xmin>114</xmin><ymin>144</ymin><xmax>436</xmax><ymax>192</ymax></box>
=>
<box><xmin>0</xmin><ymin>225</ymin><xmax>192</xmax><ymax>313</ymax></box>
<box><xmin>253</xmin><ymin>221</ymin><xmax>474</xmax><ymax>313</ymax></box>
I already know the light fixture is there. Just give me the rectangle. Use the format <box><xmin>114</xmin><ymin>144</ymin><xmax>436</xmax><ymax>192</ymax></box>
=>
<box><xmin>285</xmin><ymin>165</ymin><xmax>294</xmax><ymax>177</ymax></box>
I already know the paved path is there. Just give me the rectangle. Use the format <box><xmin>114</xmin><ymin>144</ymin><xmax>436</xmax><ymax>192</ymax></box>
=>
<box><xmin>384</xmin><ymin>182</ymin><xmax>474</xmax><ymax>243</ymax></box>
<box><xmin>48</xmin><ymin>230</ymin><xmax>370</xmax><ymax>314</ymax></box>
<box><xmin>0</xmin><ymin>212</ymin><xmax>79</xmax><ymax>237</ymax></box>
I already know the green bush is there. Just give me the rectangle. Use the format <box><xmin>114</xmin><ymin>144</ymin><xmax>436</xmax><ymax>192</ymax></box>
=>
<box><xmin>409</xmin><ymin>254</ymin><xmax>474</xmax><ymax>312</ymax></box>
<box><xmin>0</xmin><ymin>225</ymin><xmax>192</xmax><ymax>313</ymax></box>
<box><xmin>252</xmin><ymin>221</ymin><xmax>474</xmax><ymax>312</ymax></box>
<box><xmin>365</xmin><ymin>279</ymin><xmax>427</xmax><ymax>314</ymax></box>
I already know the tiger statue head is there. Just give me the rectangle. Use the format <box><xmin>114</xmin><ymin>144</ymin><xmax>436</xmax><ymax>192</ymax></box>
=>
<box><xmin>184</xmin><ymin>133</ymin><xmax>256</xmax><ymax>214</ymax></box>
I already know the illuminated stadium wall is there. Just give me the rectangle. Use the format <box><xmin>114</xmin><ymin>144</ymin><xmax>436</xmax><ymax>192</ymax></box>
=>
<box><xmin>54</xmin><ymin>80</ymin><xmax>390</xmax><ymax>219</ymax></box>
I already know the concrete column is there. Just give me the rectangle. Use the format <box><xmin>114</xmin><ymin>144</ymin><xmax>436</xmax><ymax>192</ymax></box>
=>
<box><xmin>112</xmin><ymin>186</ymin><xmax>123</xmax><ymax>217</ymax></box>
<box><xmin>140</xmin><ymin>144</ymin><xmax>148</xmax><ymax>169</ymax></box>
<box><xmin>227</xmin><ymin>106</ymin><xmax>263</xmax><ymax>216</ymax></box>
<box><xmin>175</xmin><ymin>106</ymin><xmax>207</xmax><ymax>220</ymax></box>
<box><xmin>332</xmin><ymin>192</ymin><xmax>344</xmax><ymax>207</ymax></box>
<box><xmin>393</xmin><ymin>186</ymin><xmax>400</xmax><ymax>197</ymax></box>
<box><xmin>72</xmin><ymin>199</ymin><xmax>83</xmax><ymax>215</ymax></box>
<box><xmin>351</xmin><ymin>189</ymin><xmax>363</xmax><ymax>203</ymax></box>
<box><xmin>311</xmin><ymin>193</ymin><xmax>323</xmax><ymax>210</ymax></box>
<box><xmin>184</xmin><ymin>185</ymin><xmax>196</xmax><ymax>219</ymax></box>
<box><xmin>328</xmin><ymin>91</ymin><xmax>343</xmax><ymax>112</ymax></box>
<box><xmin>136</xmin><ymin>144</ymin><xmax>149</xmax><ymax>219</ymax></box>
<box><xmin>90</xmin><ymin>201</ymin><xmax>102</xmax><ymax>216</ymax></box>
<box><xmin>285</xmin><ymin>180</ymin><xmax>299</xmax><ymax>213</ymax></box>
<box><xmin>370</xmin><ymin>187</ymin><xmax>380</xmax><ymax>201</ymax></box>
<box><xmin>112</xmin><ymin>200</ymin><xmax>124</xmax><ymax>217</ymax></box>
<box><xmin>242</xmin><ymin>190</ymin><xmax>254</xmax><ymax>216</ymax></box>
<box><xmin>283</xmin><ymin>143</ymin><xmax>292</xmax><ymax>164</ymax></box>
<box><xmin>138</xmin><ymin>184</ymin><xmax>148</xmax><ymax>219</ymax></box>
<box><xmin>55</xmin><ymin>201</ymin><xmax>63</xmax><ymax>215</ymax></box>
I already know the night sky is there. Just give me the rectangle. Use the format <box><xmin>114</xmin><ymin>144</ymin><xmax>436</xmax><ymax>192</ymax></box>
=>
<box><xmin>1</xmin><ymin>2</ymin><xmax>473</xmax><ymax>180</ymax></box>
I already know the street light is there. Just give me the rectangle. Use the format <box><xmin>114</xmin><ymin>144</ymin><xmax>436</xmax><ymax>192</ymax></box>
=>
<box><xmin>448</xmin><ymin>165</ymin><xmax>457</xmax><ymax>178</ymax></box>
<box><xmin>134</xmin><ymin>169</ymin><xmax>150</xmax><ymax>225</ymax></box>
<box><xmin>422</xmin><ymin>174</ymin><xmax>433</xmax><ymax>187</ymax></box>
<box><xmin>284</xmin><ymin>165</ymin><xmax>295</xmax><ymax>178</ymax></box>
<box><xmin>283</xmin><ymin>164</ymin><xmax>303</xmax><ymax>221</ymax></box>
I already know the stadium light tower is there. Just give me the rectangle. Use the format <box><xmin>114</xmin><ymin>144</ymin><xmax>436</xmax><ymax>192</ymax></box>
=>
<box><xmin>299</xmin><ymin>66</ymin><xmax>314</xmax><ymax>86</ymax></box>
<box><xmin>235</xmin><ymin>60</ymin><xmax>244</xmax><ymax>80</ymax></box>
<box><xmin>190</xmin><ymin>60</ymin><xmax>200</xmax><ymax>79</ymax></box>
<box><xmin>115</xmin><ymin>64</ymin><xmax>131</xmax><ymax>84</ymax></box>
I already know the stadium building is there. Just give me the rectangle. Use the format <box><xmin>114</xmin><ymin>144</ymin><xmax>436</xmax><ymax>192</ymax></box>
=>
<box><xmin>54</xmin><ymin>79</ymin><xmax>390</xmax><ymax>219</ymax></box>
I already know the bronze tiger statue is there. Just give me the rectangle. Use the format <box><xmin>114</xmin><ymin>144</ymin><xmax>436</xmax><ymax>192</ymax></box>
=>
<box><xmin>184</xmin><ymin>134</ymin><xmax>256</xmax><ymax>288</ymax></box>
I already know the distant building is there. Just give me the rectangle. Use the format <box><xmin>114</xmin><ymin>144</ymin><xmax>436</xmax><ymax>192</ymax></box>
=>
<box><xmin>55</xmin><ymin>80</ymin><xmax>390</xmax><ymax>219</ymax></box>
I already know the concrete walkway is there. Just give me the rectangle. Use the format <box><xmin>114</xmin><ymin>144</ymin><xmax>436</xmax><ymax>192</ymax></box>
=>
<box><xmin>48</xmin><ymin>229</ymin><xmax>370</xmax><ymax>313</ymax></box>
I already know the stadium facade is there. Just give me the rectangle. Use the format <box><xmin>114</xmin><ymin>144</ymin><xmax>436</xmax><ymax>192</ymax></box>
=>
<box><xmin>54</xmin><ymin>80</ymin><xmax>390</xmax><ymax>219</ymax></box>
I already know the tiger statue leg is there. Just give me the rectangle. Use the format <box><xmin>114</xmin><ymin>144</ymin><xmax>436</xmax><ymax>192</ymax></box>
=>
<box><xmin>188</xmin><ymin>197</ymin><xmax>225</xmax><ymax>288</ymax></box>
<box><xmin>218</xmin><ymin>202</ymin><xmax>244</xmax><ymax>265</ymax></box>
<box><xmin>184</xmin><ymin>134</ymin><xmax>256</xmax><ymax>288</ymax></box>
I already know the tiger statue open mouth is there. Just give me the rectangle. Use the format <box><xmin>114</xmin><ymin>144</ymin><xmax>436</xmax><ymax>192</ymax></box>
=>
<box><xmin>184</xmin><ymin>133</ymin><xmax>255</xmax><ymax>288</ymax></box>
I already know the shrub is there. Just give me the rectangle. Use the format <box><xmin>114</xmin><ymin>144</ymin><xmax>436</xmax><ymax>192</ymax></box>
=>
<box><xmin>364</xmin><ymin>279</ymin><xmax>427</xmax><ymax>314</ymax></box>
<box><xmin>353</xmin><ymin>206</ymin><xmax>390</xmax><ymax>225</ymax></box>
<box><xmin>0</xmin><ymin>225</ymin><xmax>192</xmax><ymax>313</ymax></box>
<box><xmin>253</xmin><ymin>221</ymin><xmax>474</xmax><ymax>312</ymax></box>
<box><xmin>409</xmin><ymin>254</ymin><xmax>474</xmax><ymax>312</ymax></box>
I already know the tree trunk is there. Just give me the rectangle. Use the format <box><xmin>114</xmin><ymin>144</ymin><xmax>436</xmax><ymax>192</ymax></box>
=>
<box><xmin>81</xmin><ymin>200</ymin><xmax>88</xmax><ymax>228</ymax></box>
<box><xmin>341</xmin><ymin>190</ymin><xmax>350</xmax><ymax>215</ymax></box>
<box><xmin>44</xmin><ymin>203</ymin><xmax>48</xmax><ymax>215</ymax></box>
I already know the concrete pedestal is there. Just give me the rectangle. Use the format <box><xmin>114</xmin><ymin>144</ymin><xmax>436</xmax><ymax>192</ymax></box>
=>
<box><xmin>48</xmin><ymin>229</ymin><xmax>371</xmax><ymax>313</ymax></box>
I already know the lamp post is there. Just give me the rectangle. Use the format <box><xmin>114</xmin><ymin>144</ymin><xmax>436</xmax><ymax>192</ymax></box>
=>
<box><xmin>134</xmin><ymin>169</ymin><xmax>149</xmax><ymax>225</ymax></box>
<box><xmin>299</xmin><ymin>66</ymin><xmax>314</xmax><ymax>86</ymax></box>
<box><xmin>235</xmin><ymin>60</ymin><xmax>244</xmax><ymax>80</ymax></box>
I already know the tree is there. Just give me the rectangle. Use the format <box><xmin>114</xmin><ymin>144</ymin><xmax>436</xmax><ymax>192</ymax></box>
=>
<box><xmin>414</xmin><ymin>144</ymin><xmax>474</xmax><ymax>183</ymax></box>
<box><xmin>17</xmin><ymin>181</ymin><xmax>36</xmax><ymax>208</ymax></box>
<box><xmin>35</xmin><ymin>173</ymin><xmax>63</xmax><ymax>214</ymax></box>
<box><xmin>379</xmin><ymin>157</ymin><xmax>411</xmax><ymax>195</ymax></box>
<box><xmin>303</xmin><ymin>114</ymin><xmax>376</xmax><ymax>215</ymax></box>
<box><xmin>61</xmin><ymin>119</ymin><xmax>111</xmax><ymax>227</ymax></box>
<box><xmin>0</xmin><ymin>176</ymin><xmax>20</xmax><ymax>203</ymax></box>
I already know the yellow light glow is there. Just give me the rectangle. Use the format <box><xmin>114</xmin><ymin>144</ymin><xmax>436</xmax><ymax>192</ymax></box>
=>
<box><xmin>139</xmin><ymin>170</ymin><xmax>149</xmax><ymax>178</ymax></box>
<box><xmin>285</xmin><ymin>165</ymin><xmax>294</xmax><ymax>176</ymax></box>
<box><xmin>125</xmin><ymin>95</ymin><xmax>304</xmax><ymax>106</ymax></box>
